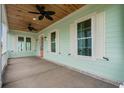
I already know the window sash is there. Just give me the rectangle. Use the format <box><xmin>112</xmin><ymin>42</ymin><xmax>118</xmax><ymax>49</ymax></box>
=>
<box><xmin>50</xmin><ymin>32</ymin><xmax>56</xmax><ymax>52</ymax></box>
<box><xmin>18</xmin><ymin>37</ymin><xmax>24</xmax><ymax>52</ymax></box>
<box><xmin>77</xmin><ymin>38</ymin><xmax>92</xmax><ymax>56</ymax></box>
<box><xmin>18</xmin><ymin>37</ymin><xmax>24</xmax><ymax>42</ymax></box>
<box><xmin>51</xmin><ymin>42</ymin><xmax>56</xmax><ymax>52</ymax></box>
<box><xmin>77</xmin><ymin>19</ymin><xmax>92</xmax><ymax>56</ymax></box>
<box><xmin>26</xmin><ymin>37</ymin><xmax>31</xmax><ymax>51</ymax></box>
<box><xmin>26</xmin><ymin>37</ymin><xmax>31</xmax><ymax>42</ymax></box>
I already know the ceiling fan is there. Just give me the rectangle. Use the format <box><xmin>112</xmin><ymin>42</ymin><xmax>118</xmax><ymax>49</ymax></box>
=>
<box><xmin>28</xmin><ymin>5</ymin><xmax>55</xmax><ymax>21</ymax></box>
<box><xmin>27</xmin><ymin>23</ymin><xmax>37</xmax><ymax>33</ymax></box>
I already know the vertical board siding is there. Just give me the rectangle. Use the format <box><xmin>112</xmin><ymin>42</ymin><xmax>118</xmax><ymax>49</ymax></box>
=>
<box><xmin>37</xmin><ymin>5</ymin><xmax>124</xmax><ymax>82</ymax></box>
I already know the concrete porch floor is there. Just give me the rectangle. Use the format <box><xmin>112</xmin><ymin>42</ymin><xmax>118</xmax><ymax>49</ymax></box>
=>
<box><xmin>2</xmin><ymin>57</ymin><xmax>117</xmax><ymax>88</ymax></box>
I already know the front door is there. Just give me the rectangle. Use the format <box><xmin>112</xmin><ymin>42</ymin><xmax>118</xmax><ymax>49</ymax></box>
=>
<box><xmin>40</xmin><ymin>36</ymin><xmax>44</xmax><ymax>58</ymax></box>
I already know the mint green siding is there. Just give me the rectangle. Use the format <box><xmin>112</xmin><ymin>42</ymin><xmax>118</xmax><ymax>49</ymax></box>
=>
<box><xmin>8</xmin><ymin>31</ymin><xmax>37</xmax><ymax>58</ymax></box>
<box><xmin>37</xmin><ymin>5</ymin><xmax>124</xmax><ymax>82</ymax></box>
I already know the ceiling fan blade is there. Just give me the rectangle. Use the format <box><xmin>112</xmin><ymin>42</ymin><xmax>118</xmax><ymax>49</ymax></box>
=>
<box><xmin>27</xmin><ymin>23</ymin><xmax>37</xmax><ymax>32</ymax></box>
<box><xmin>36</xmin><ymin>5</ymin><xmax>45</xmax><ymax>12</ymax></box>
<box><xmin>28</xmin><ymin>11</ymin><xmax>40</xmax><ymax>14</ymax></box>
<box><xmin>45</xmin><ymin>11</ymin><xmax>55</xmax><ymax>15</ymax></box>
<box><xmin>45</xmin><ymin>15</ymin><xmax>53</xmax><ymax>21</ymax></box>
<box><xmin>39</xmin><ymin>15</ymin><xmax>44</xmax><ymax>20</ymax></box>
<box><xmin>28</xmin><ymin>27</ymin><xmax>33</xmax><ymax>31</ymax></box>
<box><xmin>32</xmin><ymin>27</ymin><xmax>37</xmax><ymax>31</ymax></box>
<box><xmin>28</xmin><ymin>27</ymin><xmax>37</xmax><ymax>31</ymax></box>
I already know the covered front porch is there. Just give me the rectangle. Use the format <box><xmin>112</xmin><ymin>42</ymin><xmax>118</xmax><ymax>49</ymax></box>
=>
<box><xmin>1</xmin><ymin>4</ymin><xmax>124</xmax><ymax>88</ymax></box>
<box><xmin>2</xmin><ymin>57</ymin><xmax>117</xmax><ymax>88</ymax></box>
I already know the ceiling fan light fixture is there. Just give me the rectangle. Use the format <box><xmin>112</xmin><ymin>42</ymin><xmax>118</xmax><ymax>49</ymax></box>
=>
<box><xmin>33</xmin><ymin>17</ymin><xmax>36</xmax><ymax>20</ymax></box>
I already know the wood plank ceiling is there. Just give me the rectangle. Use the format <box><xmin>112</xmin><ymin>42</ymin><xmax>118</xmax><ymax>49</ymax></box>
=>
<box><xmin>6</xmin><ymin>4</ymin><xmax>85</xmax><ymax>32</ymax></box>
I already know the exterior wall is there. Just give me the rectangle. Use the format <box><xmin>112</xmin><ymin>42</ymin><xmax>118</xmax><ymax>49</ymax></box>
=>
<box><xmin>37</xmin><ymin>5</ymin><xmax>124</xmax><ymax>83</ymax></box>
<box><xmin>0</xmin><ymin>4</ymin><xmax>9</xmax><ymax>87</ymax></box>
<box><xmin>1</xmin><ymin>5</ymin><xmax>8</xmax><ymax>70</ymax></box>
<box><xmin>8</xmin><ymin>30</ymin><xmax>38</xmax><ymax>58</ymax></box>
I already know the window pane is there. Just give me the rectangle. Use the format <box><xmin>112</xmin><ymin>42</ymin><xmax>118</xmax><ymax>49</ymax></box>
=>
<box><xmin>18</xmin><ymin>37</ymin><xmax>24</xmax><ymax>41</ymax></box>
<box><xmin>51</xmin><ymin>32</ymin><xmax>56</xmax><ymax>42</ymax></box>
<box><xmin>77</xmin><ymin>19</ymin><xmax>91</xmax><ymax>38</ymax></box>
<box><xmin>84</xmin><ymin>19</ymin><xmax>91</xmax><ymax>37</ymax></box>
<box><xmin>26</xmin><ymin>37</ymin><xmax>31</xmax><ymax>51</ymax></box>
<box><xmin>26</xmin><ymin>37</ymin><xmax>31</xmax><ymax>42</ymax></box>
<box><xmin>78</xmin><ymin>39</ymin><xmax>92</xmax><ymax>56</ymax></box>
<box><xmin>51</xmin><ymin>32</ymin><xmax>56</xmax><ymax>52</ymax></box>
<box><xmin>84</xmin><ymin>19</ymin><xmax>91</xmax><ymax>28</ymax></box>
<box><xmin>78</xmin><ymin>39</ymin><xmax>85</xmax><ymax>55</ymax></box>
<box><xmin>85</xmin><ymin>38</ymin><xmax>92</xmax><ymax>56</ymax></box>
<box><xmin>87</xmin><ymin>38</ymin><xmax>92</xmax><ymax>48</ymax></box>
<box><xmin>77</xmin><ymin>19</ymin><xmax>92</xmax><ymax>56</ymax></box>
<box><xmin>84</xmin><ymin>29</ymin><xmax>91</xmax><ymax>37</ymax></box>
<box><xmin>78</xmin><ymin>39</ymin><xmax>83</xmax><ymax>55</ymax></box>
<box><xmin>51</xmin><ymin>43</ymin><xmax>56</xmax><ymax>52</ymax></box>
<box><xmin>77</xmin><ymin>23</ymin><xmax>83</xmax><ymax>38</ymax></box>
<box><xmin>18</xmin><ymin>37</ymin><xmax>24</xmax><ymax>52</ymax></box>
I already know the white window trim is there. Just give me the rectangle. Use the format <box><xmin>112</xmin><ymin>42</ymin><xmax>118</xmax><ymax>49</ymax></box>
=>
<box><xmin>70</xmin><ymin>12</ymin><xmax>105</xmax><ymax>61</ymax></box>
<box><xmin>48</xmin><ymin>29</ymin><xmax>59</xmax><ymax>55</ymax></box>
<box><xmin>95</xmin><ymin>12</ymin><xmax>106</xmax><ymax>60</ymax></box>
<box><xmin>73</xmin><ymin>13</ymin><xmax>96</xmax><ymax>60</ymax></box>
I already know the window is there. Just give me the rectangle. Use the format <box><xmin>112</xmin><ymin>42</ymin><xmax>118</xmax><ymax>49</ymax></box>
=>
<box><xmin>77</xmin><ymin>19</ymin><xmax>92</xmax><ymax>56</ymax></box>
<box><xmin>18</xmin><ymin>37</ymin><xmax>24</xmax><ymax>52</ymax></box>
<box><xmin>70</xmin><ymin>12</ymin><xmax>105</xmax><ymax>60</ymax></box>
<box><xmin>26</xmin><ymin>37</ymin><xmax>31</xmax><ymax>51</ymax></box>
<box><xmin>48</xmin><ymin>30</ymin><xmax>59</xmax><ymax>53</ymax></box>
<box><xmin>17</xmin><ymin>37</ymin><xmax>32</xmax><ymax>52</ymax></box>
<box><xmin>50</xmin><ymin>32</ymin><xmax>56</xmax><ymax>52</ymax></box>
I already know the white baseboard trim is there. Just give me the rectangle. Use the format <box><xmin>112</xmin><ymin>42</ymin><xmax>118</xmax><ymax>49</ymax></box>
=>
<box><xmin>8</xmin><ymin>56</ymin><xmax>37</xmax><ymax>59</ymax></box>
<box><xmin>43</xmin><ymin>58</ymin><xmax>120</xmax><ymax>87</ymax></box>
